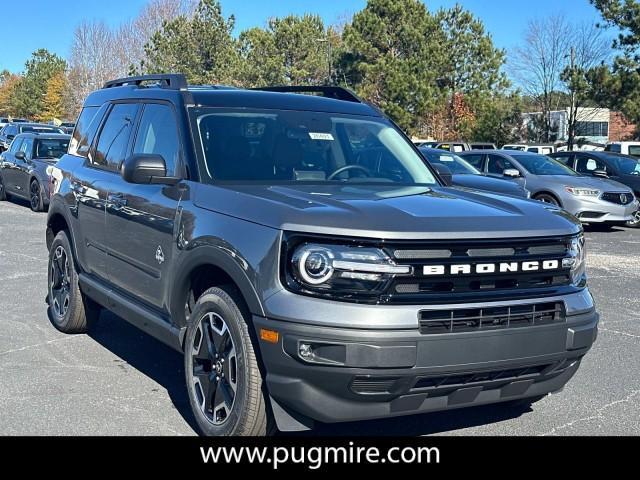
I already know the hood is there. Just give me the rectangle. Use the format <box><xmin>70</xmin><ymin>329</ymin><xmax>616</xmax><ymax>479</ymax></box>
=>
<box><xmin>547</xmin><ymin>174</ymin><xmax>633</xmax><ymax>192</ymax></box>
<box><xmin>451</xmin><ymin>174</ymin><xmax>526</xmax><ymax>197</ymax></box>
<box><xmin>194</xmin><ymin>183</ymin><xmax>581</xmax><ymax>240</ymax></box>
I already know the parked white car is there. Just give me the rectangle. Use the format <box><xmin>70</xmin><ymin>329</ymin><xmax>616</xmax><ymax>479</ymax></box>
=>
<box><xmin>502</xmin><ymin>144</ymin><xmax>555</xmax><ymax>154</ymax></box>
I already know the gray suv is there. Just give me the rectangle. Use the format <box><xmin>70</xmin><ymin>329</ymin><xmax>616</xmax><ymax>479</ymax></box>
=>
<box><xmin>460</xmin><ymin>150</ymin><xmax>638</xmax><ymax>227</ymax></box>
<box><xmin>43</xmin><ymin>75</ymin><xmax>598</xmax><ymax>436</ymax></box>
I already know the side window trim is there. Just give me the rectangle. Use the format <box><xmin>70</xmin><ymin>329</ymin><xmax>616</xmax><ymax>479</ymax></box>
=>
<box><xmin>131</xmin><ymin>100</ymin><xmax>185</xmax><ymax>179</ymax></box>
<box><xmin>87</xmin><ymin>101</ymin><xmax>141</xmax><ymax>174</ymax></box>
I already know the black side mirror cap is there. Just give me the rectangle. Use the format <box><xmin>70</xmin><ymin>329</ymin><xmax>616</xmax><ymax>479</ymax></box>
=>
<box><xmin>14</xmin><ymin>151</ymin><xmax>25</xmax><ymax>160</ymax></box>
<box><xmin>433</xmin><ymin>163</ymin><xmax>453</xmax><ymax>186</ymax></box>
<box><xmin>121</xmin><ymin>154</ymin><xmax>180</xmax><ymax>185</ymax></box>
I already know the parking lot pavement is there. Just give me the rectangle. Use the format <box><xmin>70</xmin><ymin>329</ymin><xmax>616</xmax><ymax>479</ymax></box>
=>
<box><xmin>0</xmin><ymin>198</ymin><xmax>638</xmax><ymax>436</ymax></box>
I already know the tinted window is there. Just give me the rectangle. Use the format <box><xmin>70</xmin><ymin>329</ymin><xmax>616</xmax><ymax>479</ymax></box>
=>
<box><xmin>69</xmin><ymin>106</ymin><xmax>102</xmax><ymax>157</ymax></box>
<box><xmin>420</xmin><ymin>150</ymin><xmax>479</xmax><ymax>174</ymax></box>
<box><xmin>133</xmin><ymin>104</ymin><xmax>179</xmax><ymax>176</ymax></box>
<box><xmin>20</xmin><ymin>125</ymin><xmax>62</xmax><ymax>134</ymax></box>
<box><xmin>19</xmin><ymin>138</ymin><xmax>34</xmax><ymax>159</ymax></box>
<box><xmin>196</xmin><ymin>110</ymin><xmax>437</xmax><ymax>185</ymax></box>
<box><xmin>35</xmin><ymin>139</ymin><xmax>69</xmax><ymax>159</ymax></box>
<box><xmin>628</xmin><ymin>146</ymin><xmax>640</xmax><ymax>158</ymax></box>
<box><xmin>528</xmin><ymin>147</ymin><xmax>539</xmax><ymax>153</ymax></box>
<box><xmin>510</xmin><ymin>154</ymin><xmax>578</xmax><ymax>176</ymax></box>
<box><xmin>551</xmin><ymin>154</ymin><xmax>573</xmax><ymax>166</ymax></box>
<box><xmin>93</xmin><ymin>103</ymin><xmax>138</xmax><ymax>171</ymax></box>
<box><xmin>9</xmin><ymin>138</ymin><xmax>22</xmax><ymax>153</ymax></box>
<box><xmin>576</xmin><ymin>156</ymin><xmax>606</xmax><ymax>174</ymax></box>
<box><xmin>6</xmin><ymin>125</ymin><xmax>17</xmax><ymax>136</ymax></box>
<box><xmin>487</xmin><ymin>154</ymin><xmax>516</xmax><ymax>174</ymax></box>
<box><xmin>460</xmin><ymin>153</ymin><xmax>484</xmax><ymax>169</ymax></box>
<box><xmin>605</xmin><ymin>144</ymin><xmax>622</xmax><ymax>153</ymax></box>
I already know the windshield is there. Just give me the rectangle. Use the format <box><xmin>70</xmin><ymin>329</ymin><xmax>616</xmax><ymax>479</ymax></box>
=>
<box><xmin>511</xmin><ymin>153</ymin><xmax>578</xmax><ymax>176</ymax></box>
<box><xmin>420</xmin><ymin>150</ymin><xmax>480</xmax><ymax>174</ymax></box>
<box><xmin>194</xmin><ymin>109</ymin><xmax>438</xmax><ymax>186</ymax></box>
<box><xmin>602</xmin><ymin>153</ymin><xmax>640</xmax><ymax>175</ymax></box>
<box><xmin>35</xmin><ymin>138</ymin><xmax>69</xmax><ymax>159</ymax></box>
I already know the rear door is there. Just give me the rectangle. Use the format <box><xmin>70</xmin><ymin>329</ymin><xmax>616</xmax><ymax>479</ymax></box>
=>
<box><xmin>103</xmin><ymin>101</ymin><xmax>184</xmax><ymax>310</ymax></box>
<box><xmin>1</xmin><ymin>137</ymin><xmax>22</xmax><ymax>195</ymax></box>
<box><xmin>14</xmin><ymin>137</ymin><xmax>35</xmax><ymax>194</ymax></box>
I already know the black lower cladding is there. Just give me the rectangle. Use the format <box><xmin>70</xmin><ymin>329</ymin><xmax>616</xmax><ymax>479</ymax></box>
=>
<box><xmin>254</xmin><ymin>309</ymin><xmax>597</xmax><ymax>424</ymax></box>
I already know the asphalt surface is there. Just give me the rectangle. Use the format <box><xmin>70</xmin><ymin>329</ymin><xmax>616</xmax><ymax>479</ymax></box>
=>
<box><xmin>0</xmin><ymin>196</ymin><xmax>638</xmax><ymax>436</ymax></box>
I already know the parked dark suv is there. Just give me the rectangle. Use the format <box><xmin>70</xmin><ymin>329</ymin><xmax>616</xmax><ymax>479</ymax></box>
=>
<box><xmin>45</xmin><ymin>74</ymin><xmax>598</xmax><ymax>436</ymax></box>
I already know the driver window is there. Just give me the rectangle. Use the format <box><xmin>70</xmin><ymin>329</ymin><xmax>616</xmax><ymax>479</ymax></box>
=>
<box><xmin>576</xmin><ymin>156</ymin><xmax>605</xmax><ymax>174</ymax></box>
<box><xmin>487</xmin><ymin>154</ymin><xmax>515</xmax><ymax>174</ymax></box>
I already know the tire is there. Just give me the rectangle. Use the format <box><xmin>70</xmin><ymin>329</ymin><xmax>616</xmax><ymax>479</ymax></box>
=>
<box><xmin>533</xmin><ymin>193</ymin><xmax>560</xmax><ymax>206</ymax></box>
<box><xmin>626</xmin><ymin>210</ymin><xmax>640</xmax><ymax>228</ymax></box>
<box><xmin>30</xmin><ymin>179</ymin><xmax>44</xmax><ymax>212</ymax></box>
<box><xmin>184</xmin><ymin>286</ymin><xmax>273</xmax><ymax>436</ymax></box>
<box><xmin>0</xmin><ymin>173</ymin><xmax>7</xmax><ymax>201</ymax></box>
<box><xmin>47</xmin><ymin>230</ymin><xmax>100</xmax><ymax>334</ymax></box>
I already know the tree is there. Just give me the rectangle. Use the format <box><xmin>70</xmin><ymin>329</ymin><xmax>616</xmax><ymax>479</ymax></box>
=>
<box><xmin>141</xmin><ymin>0</ymin><xmax>240</xmax><ymax>85</ymax></box>
<box><xmin>586</xmin><ymin>0</ymin><xmax>640</xmax><ymax>130</ymax></box>
<box><xmin>39</xmin><ymin>71</ymin><xmax>69</xmax><ymax>122</ymax></box>
<box><xmin>238</xmin><ymin>14</ymin><xmax>339</xmax><ymax>87</ymax></box>
<box><xmin>472</xmin><ymin>93</ymin><xmax>525</xmax><ymax>146</ymax></box>
<box><xmin>341</xmin><ymin>0</ymin><xmax>446</xmax><ymax>133</ymax></box>
<box><xmin>12</xmin><ymin>49</ymin><xmax>66</xmax><ymax>119</ymax></box>
<box><xmin>0</xmin><ymin>71</ymin><xmax>22</xmax><ymax>117</ymax></box>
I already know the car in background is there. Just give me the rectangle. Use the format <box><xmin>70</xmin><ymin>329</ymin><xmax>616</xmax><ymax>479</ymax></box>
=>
<box><xmin>60</xmin><ymin>122</ymin><xmax>75</xmax><ymax>134</ymax></box>
<box><xmin>469</xmin><ymin>142</ymin><xmax>496</xmax><ymax>150</ymax></box>
<box><xmin>0</xmin><ymin>123</ymin><xmax>65</xmax><ymax>152</ymax></box>
<box><xmin>550</xmin><ymin>150</ymin><xmax>640</xmax><ymax>228</ymax></box>
<box><xmin>502</xmin><ymin>144</ymin><xmax>555</xmax><ymax>154</ymax></box>
<box><xmin>0</xmin><ymin>117</ymin><xmax>28</xmax><ymax>129</ymax></box>
<box><xmin>605</xmin><ymin>141</ymin><xmax>640</xmax><ymax>158</ymax></box>
<box><xmin>419</xmin><ymin>147</ymin><xmax>529</xmax><ymax>198</ymax></box>
<box><xmin>0</xmin><ymin>132</ymin><xmax>70</xmax><ymax>211</ymax></box>
<box><xmin>458</xmin><ymin>150</ymin><xmax>638</xmax><ymax>228</ymax></box>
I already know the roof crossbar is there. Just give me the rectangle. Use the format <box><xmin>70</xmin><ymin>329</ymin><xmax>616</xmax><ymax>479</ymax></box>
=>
<box><xmin>103</xmin><ymin>74</ymin><xmax>188</xmax><ymax>90</ymax></box>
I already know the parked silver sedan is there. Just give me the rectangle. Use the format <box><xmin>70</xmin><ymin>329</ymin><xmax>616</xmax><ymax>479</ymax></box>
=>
<box><xmin>459</xmin><ymin>150</ymin><xmax>639</xmax><ymax>226</ymax></box>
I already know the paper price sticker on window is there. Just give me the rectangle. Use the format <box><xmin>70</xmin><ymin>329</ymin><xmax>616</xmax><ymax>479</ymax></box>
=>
<box><xmin>309</xmin><ymin>132</ymin><xmax>334</xmax><ymax>141</ymax></box>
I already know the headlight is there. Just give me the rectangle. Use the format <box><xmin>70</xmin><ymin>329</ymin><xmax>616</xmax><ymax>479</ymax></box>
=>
<box><xmin>562</xmin><ymin>234</ymin><xmax>586</xmax><ymax>286</ymax></box>
<box><xmin>287</xmin><ymin>241</ymin><xmax>412</xmax><ymax>301</ymax></box>
<box><xmin>565</xmin><ymin>187</ymin><xmax>600</xmax><ymax>197</ymax></box>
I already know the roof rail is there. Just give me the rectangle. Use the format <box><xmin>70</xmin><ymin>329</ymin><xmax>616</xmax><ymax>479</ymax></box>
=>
<box><xmin>252</xmin><ymin>85</ymin><xmax>363</xmax><ymax>103</ymax></box>
<box><xmin>103</xmin><ymin>74</ymin><xmax>188</xmax><ymax>90</ymax></box>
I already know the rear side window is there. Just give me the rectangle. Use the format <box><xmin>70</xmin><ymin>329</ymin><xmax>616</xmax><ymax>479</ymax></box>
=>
<box><xmin>628</xmin><ymin>146</ymin><xmax>640</xmax><ymax>158</ymax></box>
<box><xmin>133</xmin><ymin>103</ymin><xmax>180</xmax><ymax>176</ymax></box>
<box><xmin>69</xmin><ymin>106</ymin><xmax>103</xmax><ymax>157</ymax></box>
<box><xmin>605</xmin><ymin>144</ymin><xmax>621</xmax><ymax>153</ymax></box>
<box><xmin>92</xmin><ymin>103</ymin><xmax>138</xmax><ymax>172</ymax></box>
<box><xmin>461</xmin><ymin>154</ymin><xmax>484</xmax><ymax>169</ymax></box>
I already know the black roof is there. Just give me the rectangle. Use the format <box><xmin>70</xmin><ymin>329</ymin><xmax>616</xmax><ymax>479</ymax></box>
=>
<box><xmin>85</xmin><ymin>74</ymin><xmax>381</xmax><ymax>117</ymax></box>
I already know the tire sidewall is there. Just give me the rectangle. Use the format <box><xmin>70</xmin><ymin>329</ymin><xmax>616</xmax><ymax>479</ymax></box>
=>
<box><xmin>30</xmin><ymin>180</ymin><xmax>42</xmax><ymax>212</ymax></box>
<box><xmin>47</xmin><ymin>231</ymin><xmax>79</xmax><ymax>331</ymax></box>
<box><xmin>535</xmin><ymin>193</ymin><xmax>559</xmax><ymax>206</ymax></box>
<box><xmin>184</xmin><ymin>289</ymin><xmax>251</xmax><ymax>436</ymax></box>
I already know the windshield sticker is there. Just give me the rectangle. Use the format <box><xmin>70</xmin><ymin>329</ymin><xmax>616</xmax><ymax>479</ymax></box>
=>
<box><xmin>439</xmin><ymin>155</ymin><xmax>455</xmax><ymax>162</ymax></box>
<box><xmin>309</xmin><ymin>132</ymin><xmax>334</xmax><ymax>141</ymax></box>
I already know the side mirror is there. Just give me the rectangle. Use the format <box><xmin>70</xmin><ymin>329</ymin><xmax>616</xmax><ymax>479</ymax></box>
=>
<box><xmin>14</xmin><ymin>151</ymin><xmax>25</xmax><ymax>161</ymax></box>
<box><xmin>121</xmin><ymin>154</ymin><xmax>180</xmax><ymax>185</ymax></box>
<box><xmin>433</xmin><ymin>163</ymin><xmax>453</xmax><ymax>186</ymax></box>
<box><xmin>592</xmin><ymin>169</ymin><xmax>608</xmax><ymax>178</ymax></box>
<box><xmin>503</xmin><ymin>168</ymin><xmax>520</xmax><ymax>178</ymax></box>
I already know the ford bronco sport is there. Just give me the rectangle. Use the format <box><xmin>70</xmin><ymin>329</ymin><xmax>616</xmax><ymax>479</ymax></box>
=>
<box><xmin>46</xmin><ymin>74</ymin><xmax>599</xmax><ymax>436</ymax></box>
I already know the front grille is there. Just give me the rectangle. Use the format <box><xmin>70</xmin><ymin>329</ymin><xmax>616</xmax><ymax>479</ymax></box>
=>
<box><xmin>601</xmin><ymin>191</ymin><xmax>635</xmax><ymax>205</ymax></box>
<box><xmin>383</xmin><ymin>236</ymin><xmax>575</xmax><ymax>304</ymax></box>
<box><xmin>419</xmin><ymin>301</ymin><xmax>565</xmax><ymax>334</ymax></box>
<box><xmin>412</xmin><ymin>363</ymin><xmax>552</xmax><ymax>390</ymax></box>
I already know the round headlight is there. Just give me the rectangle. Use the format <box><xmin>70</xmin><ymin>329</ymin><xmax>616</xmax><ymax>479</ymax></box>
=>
<box><xmin>297</xmin><ymin>247</ymin><xmax>334</xmax><ymax>285</ymax></box>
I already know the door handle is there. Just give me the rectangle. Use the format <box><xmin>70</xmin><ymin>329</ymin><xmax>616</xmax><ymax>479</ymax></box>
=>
<box><xmin>107</xmin><ymin>192</ymin><xmax>127</xmax><ymax>207</ymax></box>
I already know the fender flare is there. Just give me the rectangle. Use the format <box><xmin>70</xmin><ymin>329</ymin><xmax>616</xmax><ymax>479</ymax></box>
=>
<box><xmin>169</xmin><ymin>244</ymin><xmax>265</xmax><ymax>327</ymax></box>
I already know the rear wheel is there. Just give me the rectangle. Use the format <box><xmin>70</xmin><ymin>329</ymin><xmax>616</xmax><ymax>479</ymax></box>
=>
<box><xmin>533</xmin><ymin>193</ymin><xmax>559</xmax><ymax>206</ymax></box>
<box><xmin>0</xmin><ymin>174</ymin><xmax>7</xmax><ymax>201</ymax></box>
<box><xmin>30</xmin><ymin>179</ymin><xmax>43</xmax><ymax>212</ymax></box>
<box><xmin>47</xmin><ymin>230</ymin><xmax>100</xmax><ymax>333</ymax></box>
<box><xmin>184</xmin><ymin>286</ymin><xmax>273</xmax><ymax>436</ymax></box>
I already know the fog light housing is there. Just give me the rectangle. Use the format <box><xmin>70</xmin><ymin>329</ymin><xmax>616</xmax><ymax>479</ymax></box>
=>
<box><xmin>299</xmin><ymin>343</ymin><xmax>314</xmax><ymax>359</ymax></box>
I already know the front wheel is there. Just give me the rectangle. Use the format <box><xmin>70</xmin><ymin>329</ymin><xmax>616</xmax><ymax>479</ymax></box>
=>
<box><xmin>184</xmin><ymin>286</ymin><xmax>273</xmax><ymax>436</ymax></box>
<box><xmin>533</xmin><ymin>193</ymin><xmax>560</xmax><ymax>206</ymax></box>
<box><xmin>626</xmin><ymin>210</ymin><xmax>640</xmax><ymax>228</ymax></box>
<box><xmin>30</xmin><ymin>180</ymin><xmax>44</xmax><ymax>212</ymax></box>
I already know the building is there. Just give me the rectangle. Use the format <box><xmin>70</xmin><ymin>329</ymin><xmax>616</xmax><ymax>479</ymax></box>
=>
<box><xmin>522</xmin><ymin>108</ymin><xmax>637</xmax><ymax>145</ymax></box>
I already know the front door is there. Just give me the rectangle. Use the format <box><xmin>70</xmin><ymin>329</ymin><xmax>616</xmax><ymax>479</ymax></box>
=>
<box><xmin>104</xmin><ymin>102</ymin><xmax>183</xmax><ymax>311</ymax></box>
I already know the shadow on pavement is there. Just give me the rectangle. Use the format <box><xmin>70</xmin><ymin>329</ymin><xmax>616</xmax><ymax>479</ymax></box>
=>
<box><xmin>87</xmin><ymin>310</ymin><xmax>198</xmax><ymax>433</ymax></box>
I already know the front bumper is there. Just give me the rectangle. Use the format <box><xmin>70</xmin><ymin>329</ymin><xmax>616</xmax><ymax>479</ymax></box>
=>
<box><xmin>255</xmin><ymin>291</ymin><xmax>598</xmax><ymax>428</ymax></box>
<box><xmin>564</xmin><ymin>195</ymin><xmax>638</xmax><ymax>223</ymax></box>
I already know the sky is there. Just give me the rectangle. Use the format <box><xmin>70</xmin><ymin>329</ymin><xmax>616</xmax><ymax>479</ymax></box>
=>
<box><xmin>0</xmin><ymin>0</ymin><xmax>611</xmax><ymax>73</ymax></box>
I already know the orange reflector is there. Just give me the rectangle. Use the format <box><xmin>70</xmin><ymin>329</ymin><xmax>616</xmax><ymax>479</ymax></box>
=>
<box><xmin>260</xmin><ymin>328</ymin><xmax>279</xmax><ymax>344</ymax></box>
